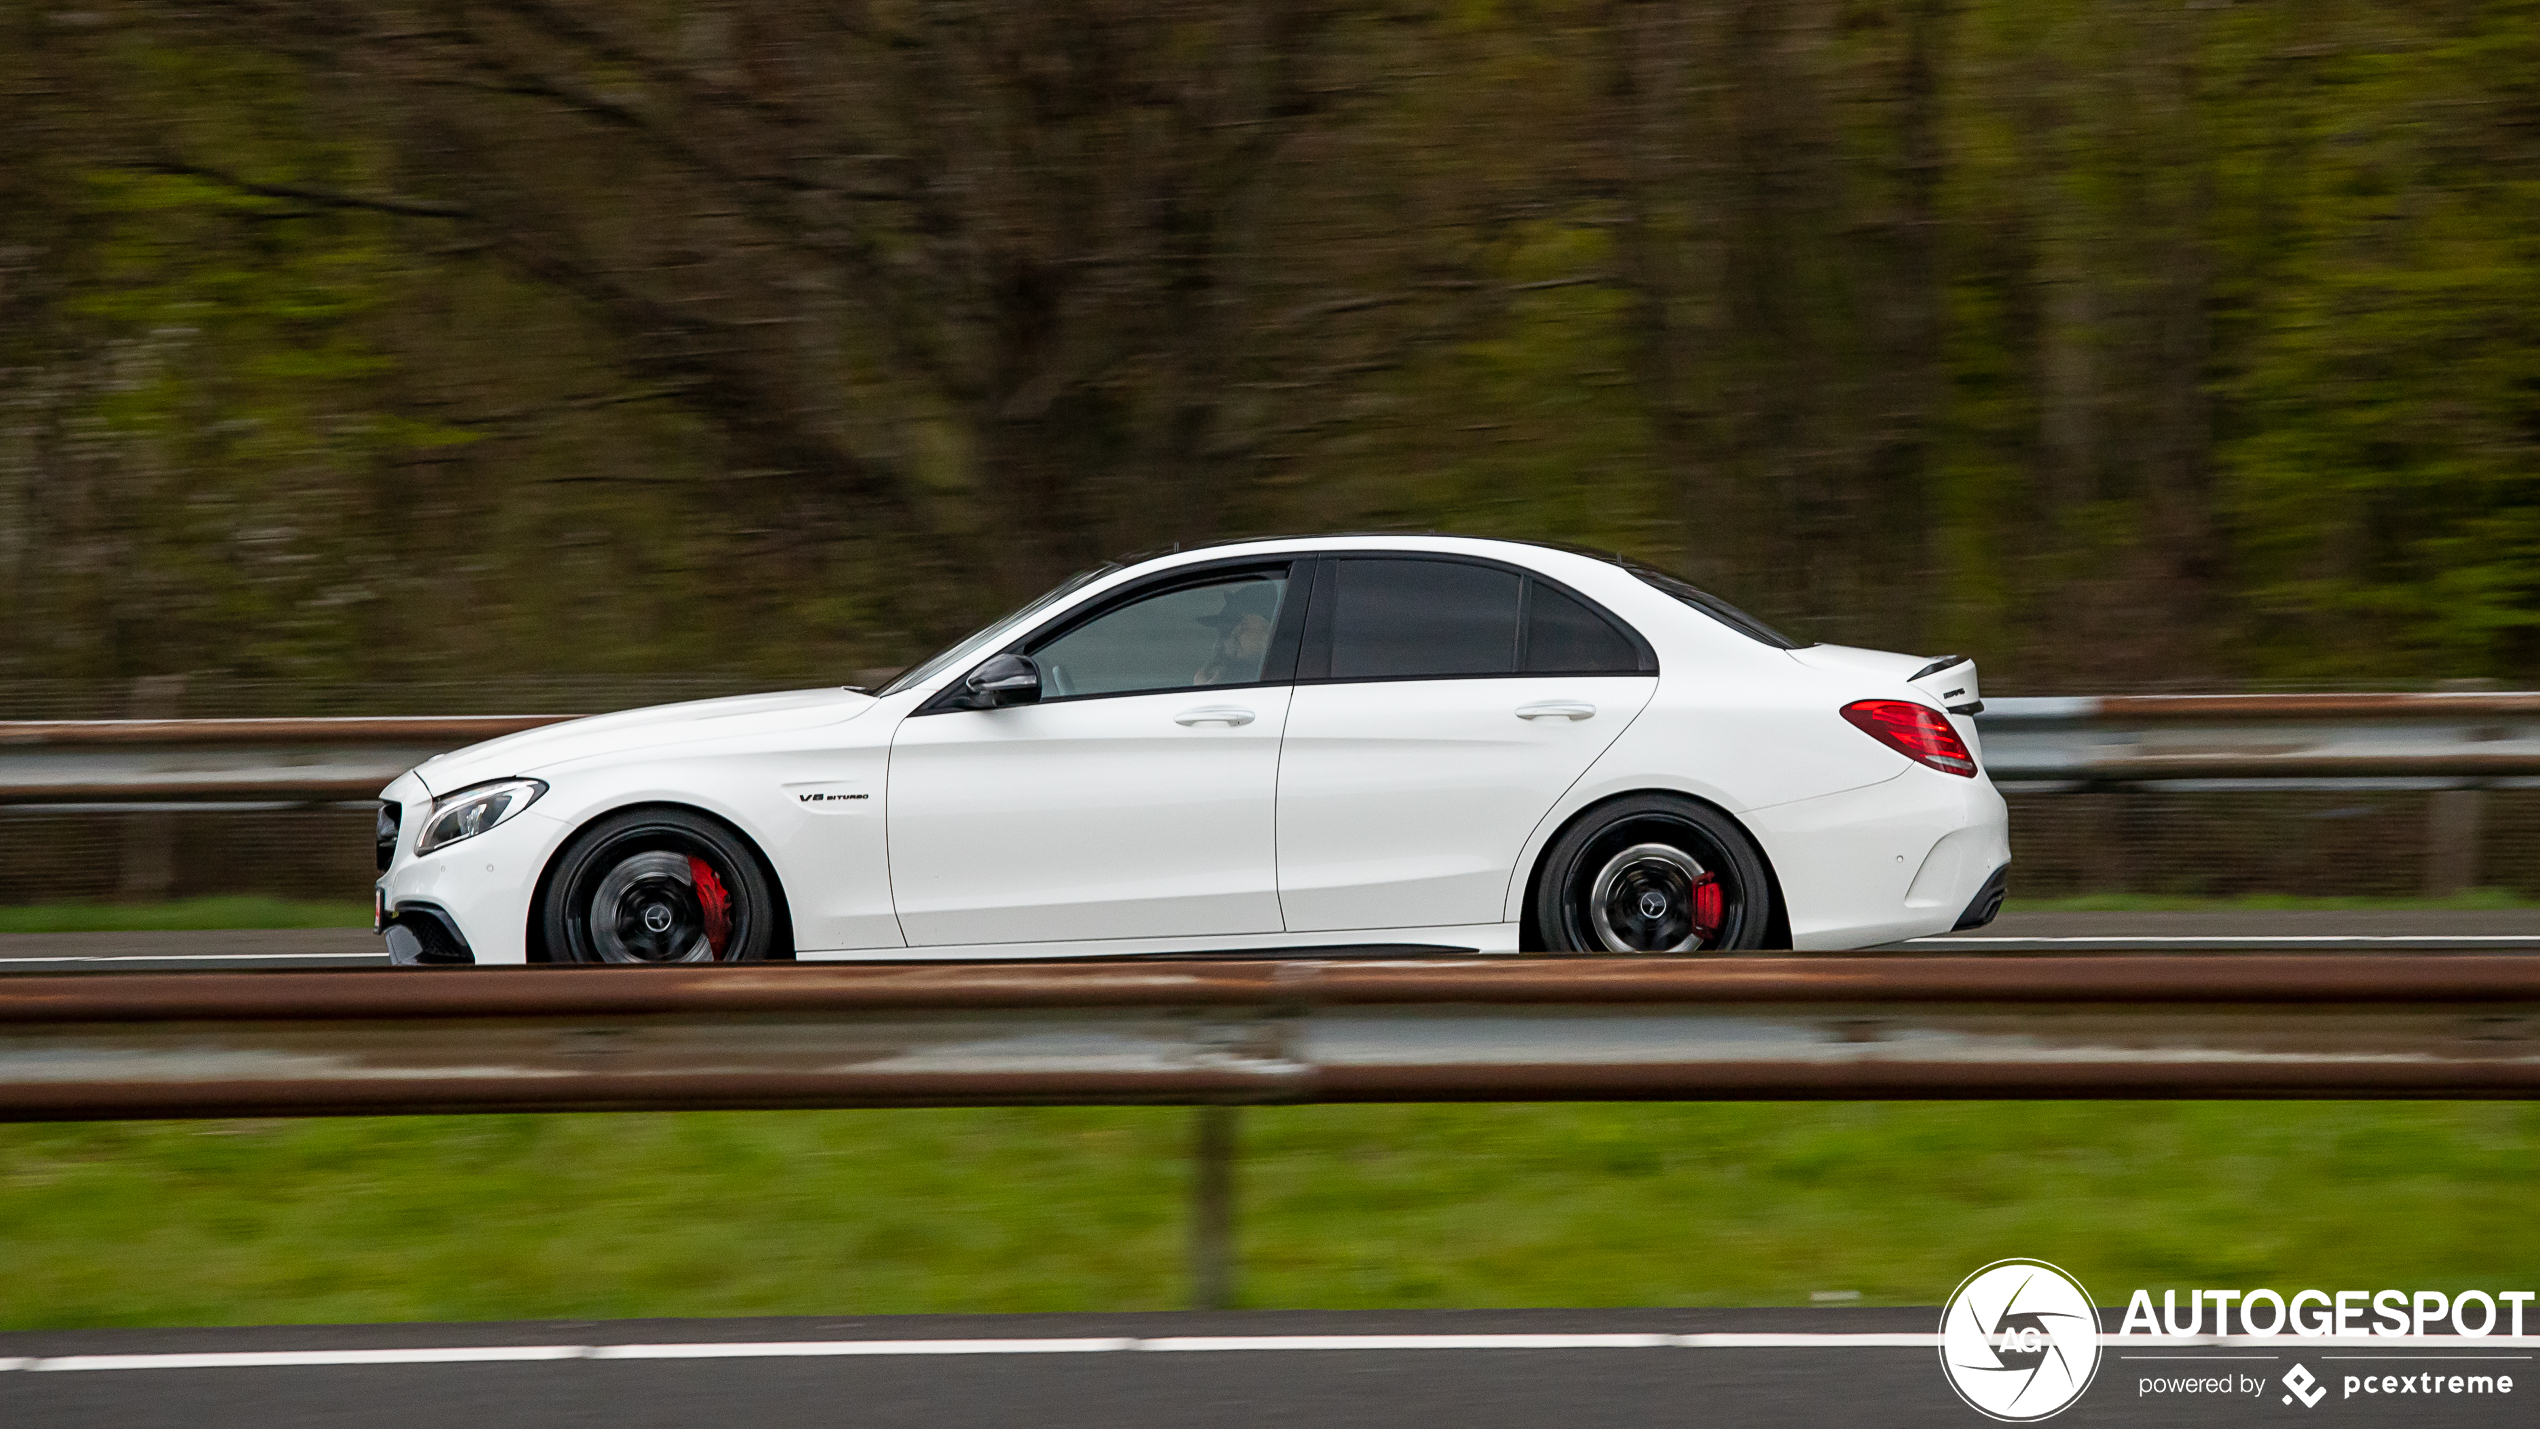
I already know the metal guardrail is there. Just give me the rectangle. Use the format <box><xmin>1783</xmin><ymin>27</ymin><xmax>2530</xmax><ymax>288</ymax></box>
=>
<box><xmin>1978</xmin><ymin>693</ymin><xmax>2540</xmax><ymax>784</ymax></box>
<box><xmin>0</xmin><ymin>956</ymin><xmax>2532</xmax><ymax>1119</ymax></box>
<box><xmin>0</xmin><ymin>716</ymin><xmax>568</xmax><ymax>804</ymax></box>
<box><xmin>2</xmin><ymin>695</ymin><xmax>2536</xmax><ymax>805</ymax></box>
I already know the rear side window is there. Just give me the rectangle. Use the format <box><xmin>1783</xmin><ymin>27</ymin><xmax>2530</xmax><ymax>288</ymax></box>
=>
<box><xmin>1523</xmin><ymin>584</ymin><xmax>1640</xmax><ymax>674</ymax></box>
<box><xmin>1623</xmin><ymin>563</ymin><xmax>1802</xmax><ymax>648</ymax></box>
<box><xmin>1327</xmin><ymin>559</ymin><xmax>1521</xmax><ymax>679</ymax></box>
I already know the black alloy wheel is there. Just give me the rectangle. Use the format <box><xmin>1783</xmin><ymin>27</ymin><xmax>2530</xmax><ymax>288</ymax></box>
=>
<box><xmin>1532</xmin><ymin>793</ymin><xmax>1772</xmax><ymax>954</ymax></box>
<box><xmin>541</xmin><ymin>808</ymin><xmax>781</xmax><ymax>964</ymax></box>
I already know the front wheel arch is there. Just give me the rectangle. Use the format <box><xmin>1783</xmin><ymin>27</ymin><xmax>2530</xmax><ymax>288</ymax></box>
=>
<box><xmin>1518</xmin><ymin>791</ymin><xmax>1789</xmax><ymax>953</ymax></box>
<box><xmin>526</xmin><ymin>802</ymin><xmax>795</xmax><ymax>963</ymax></box>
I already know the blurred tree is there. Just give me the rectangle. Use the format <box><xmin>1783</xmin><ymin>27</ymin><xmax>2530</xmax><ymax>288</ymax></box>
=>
<box><xmin>0</xmin><ymin>0</ymin><xmax>2534</xmax><ymax>700</ymax></box>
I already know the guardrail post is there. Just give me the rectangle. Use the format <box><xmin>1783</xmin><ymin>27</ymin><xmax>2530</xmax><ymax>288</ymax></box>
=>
<box><xmin>114</xmin><ymin>675</ymin><xmax>187</xmax><ymax>901</ymax></box>
<box><xmin>1190</xmin><ymin>1105</ymin><xmax>1238</xmax><ymax>1311</ymax></box>
<box><xmin>2090</xmin><ymin>787</ymin><xmax>2140</xmax><ymax>893</ymax></box>
<box><xmin>2424</xmin><ymin>785</ymin><xmax>2486</xmax><ymax>898</ymax></box>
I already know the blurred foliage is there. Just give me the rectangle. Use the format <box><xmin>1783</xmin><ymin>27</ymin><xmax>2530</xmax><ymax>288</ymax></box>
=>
<box><xmin>0</xmin><ymin>1102</ymin><xmax>2531</xmax><ymax>1323</ymax></box>
<box><xmin>2</xmin><ymin>0</ymin><xmax>2536</xmax><ymax>699</ymax></box>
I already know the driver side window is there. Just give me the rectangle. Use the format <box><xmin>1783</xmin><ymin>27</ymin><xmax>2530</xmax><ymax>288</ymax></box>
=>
<box><xmin>1030</xmin><ymin>572</ymin><xmax>1291</xmax><ymax>699</ymax></box>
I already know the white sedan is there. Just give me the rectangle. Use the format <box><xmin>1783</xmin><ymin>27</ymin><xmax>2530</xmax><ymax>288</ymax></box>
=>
<box><xmin>373</xmin><ymin>535</ymin><xmax>2009</xmax><ymax>965</ymax></box>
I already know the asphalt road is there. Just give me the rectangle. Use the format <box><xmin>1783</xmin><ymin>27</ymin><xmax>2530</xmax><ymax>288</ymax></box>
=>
<box><xmin>1888</xmin><ymin>907</ymin><xmax>2540</xmax><ymax>952</ymax></box>
<box><xmin>0</xmin><ymin>926</ymin><xmax>389</xmax><ymax>971</ymax></box>
<box><xmin>2</xmin><ymin>1309</ymin><xmax>2526</xmax><ymax>1428</ymax></box>
<box><xmin>0</xmin><ymin>909</ymin><xmax>2533</xmax><ymax>971</ymax></box>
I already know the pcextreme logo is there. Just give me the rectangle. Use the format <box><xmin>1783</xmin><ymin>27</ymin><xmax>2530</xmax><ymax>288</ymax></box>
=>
<box><xmin>1939</xmin><ymin>1259</ymin><xmax>2102</xmax><ymax>1422</ymax></box>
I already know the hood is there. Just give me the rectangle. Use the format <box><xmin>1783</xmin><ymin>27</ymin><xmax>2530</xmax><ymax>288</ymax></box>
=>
<box><xmin>411</xmin><ymin>687</ymin><xmax>875</xmax><ymax>795</ymax></box>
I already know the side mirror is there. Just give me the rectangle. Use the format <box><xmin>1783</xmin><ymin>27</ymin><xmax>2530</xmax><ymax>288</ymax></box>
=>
<box><xmin>961</xmin><ymin>653</ymin><xmax>1042</xmax><ymax>709</ymax></box>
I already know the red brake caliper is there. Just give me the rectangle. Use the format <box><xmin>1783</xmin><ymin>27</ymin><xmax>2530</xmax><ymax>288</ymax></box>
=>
<box><xmin>1690</xmin><ymin>873</ymin><xmax>1724</xmax><ymax>945</ymax></box>
<box><xmin>688</xmin><ymin>856</ymin><xmax>733</xmax><ymax>959</ymax></box>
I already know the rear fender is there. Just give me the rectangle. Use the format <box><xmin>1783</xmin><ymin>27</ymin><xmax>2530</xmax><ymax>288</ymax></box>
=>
<box><xmin>1512</xmin><ymin>789</ymin><xmax>1790</xmax><ymax>951</ymax></box>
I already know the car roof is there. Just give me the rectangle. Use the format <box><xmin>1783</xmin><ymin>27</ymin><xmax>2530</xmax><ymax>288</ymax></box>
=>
<box><xmin>1102</xmin><ymin>534</ymin><xmax>1803</xmax><ymax>651</ymax></box>
<box><xmin>1111</xmin><ymin>531</ymin><xmax>1619</xmax><ymax>568</ymax></box>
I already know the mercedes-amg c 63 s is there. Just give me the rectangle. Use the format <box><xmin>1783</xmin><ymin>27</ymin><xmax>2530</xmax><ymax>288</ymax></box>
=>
<box><xmin>374</xmin><ymin>535</ymin><xmax>2008</xmax><ymax>965</ymax></box>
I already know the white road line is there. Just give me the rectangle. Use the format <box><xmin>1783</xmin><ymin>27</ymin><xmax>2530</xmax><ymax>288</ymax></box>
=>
<box><xmin>8</xmin><ymin>1334</ymin><xmax>1922</xmax><ymax>1370</ymax></box>
<box><xmin>0</xmin><ymin>952</ymin><xmax>385</xmax><ymax>963</ymax></box>
<box><xmin>27</xmin><ymin>1347</ymin><xmax>587</xmax><ymax>1372</ymax></box>
<box><xmin>1137</xmin><ymin>1335</ymin><xmax>1683</xmax><ymax>1352</ymax></box>
<box><xmin>1909</xmin><ymin>935</ymin><xmax>2539</xmax><ymax>944</ymax></box>
<box><xmin>591</xmin><ymin>1338</ymin><xmax>1142</xmax><ymax>1359</ymax></box>
<box><xmin>12</xmin><ymin>1333</ymin><xmax>2537</xmax><ymax>1371</ymax></box>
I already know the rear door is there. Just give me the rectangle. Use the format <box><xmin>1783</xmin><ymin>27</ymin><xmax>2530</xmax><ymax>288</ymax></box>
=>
<box><xmin>1275</xmin><ymin>554</ymin><xmax>1658</xmax><ymax>933</ymax></box>
<box><xmin>888</xmin><ymin>562</ymin><xmax>1302</xmax><ymax>947</ymax></box>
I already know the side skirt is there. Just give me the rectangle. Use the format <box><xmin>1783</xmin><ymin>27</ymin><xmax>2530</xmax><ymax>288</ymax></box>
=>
<box><xmin>797</xmin><ymin>922</ymin><xmax>1522</xmax><ymax>963</ymax></box>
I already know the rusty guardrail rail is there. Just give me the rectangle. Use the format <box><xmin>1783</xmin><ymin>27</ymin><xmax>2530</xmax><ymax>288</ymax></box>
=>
<box><xmin>0</xmin><ymin>716</ymin><xmax>571</xmax><ymax>804</ymax></box>
<box><xmin>3</xmin><ymin>695</ymin><xmax>2538</xmax><ymax>804</ymax></box>
<box><xmin>0</xmin><ymin>955</ymin><xmax>2533</xmax><ymax>1119</ymax></box>
<box><xmin>1976</xmin><ymin>692</ymin><xmax>2540</xmax><ymax>784</ymax></box>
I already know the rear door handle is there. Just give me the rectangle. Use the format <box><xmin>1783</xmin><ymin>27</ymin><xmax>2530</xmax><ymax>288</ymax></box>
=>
<box><xmin>1516</xmin><ymin>701</ymin><xmax>1597</xmax><ymax>722</ymax></box>
<box><xmin>1175</xmin><ymin>706</ymin><xmax>1256</xmax><ymax>727</ymax></box>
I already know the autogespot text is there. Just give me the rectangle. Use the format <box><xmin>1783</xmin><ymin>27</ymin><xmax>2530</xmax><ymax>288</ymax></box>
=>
<box><xmin>2118</xmin><ymin>1287</ymin><xmax>2534</xmax><ymax>1340</ymax></box>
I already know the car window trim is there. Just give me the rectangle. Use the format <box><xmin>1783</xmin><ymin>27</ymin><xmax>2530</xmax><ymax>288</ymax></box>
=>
<box><xmin>1295</xmin><ymin>550</ymin><xmax>1658</xmax><ymax>685</ymax></box>
<box><xmin>914</xmin><ymin>556</ymin><xmax>1309</xmax><ymax>714</ymax></box>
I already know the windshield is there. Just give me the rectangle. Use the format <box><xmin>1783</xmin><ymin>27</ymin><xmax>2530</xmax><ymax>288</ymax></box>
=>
<box><xmin>1620</xmin><ymin>562</ymin><xmax>1804</xmax><ymax>649</ymax></box>
<box><xmin>876</xmin><ymin>564</ymin><xmax>1120</xmax><ymax>696</ymax></box>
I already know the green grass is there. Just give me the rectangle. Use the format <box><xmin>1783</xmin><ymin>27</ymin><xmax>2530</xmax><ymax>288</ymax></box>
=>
<box><xmin>2005</xmin><ymin>889</ymin><xmax>2536</xmax><ymax>913</ymax></box>
<box><xmin>0</xmin><ymin>896</ymin><xmax>371</xmax><ymax>934</ymax></box>
<box><xmin>0</xmin><ymin>1102</ymin><xmax>2531</xmax><ymax>1328</ymax></box>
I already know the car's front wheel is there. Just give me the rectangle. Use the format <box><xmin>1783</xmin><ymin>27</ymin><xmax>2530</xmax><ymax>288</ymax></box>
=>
<box><xmin>541</xmin><ymin>808</ymin><xmax>780</xmax><ymax>964</ymax></box>
<box><xmin>1532</xmin><ymin>794</ymin><xmax>1772</xmax><ymax>954</ymax></box>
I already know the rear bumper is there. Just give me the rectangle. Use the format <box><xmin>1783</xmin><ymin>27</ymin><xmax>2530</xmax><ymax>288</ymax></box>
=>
<box><xmin>1953</xmin><ymin>863</ymin><xmax>2011</xmax><ymax>931</ymax></box>
<box><xmin>1744</xmin><ymin>769</ymin><xmax>2011</xmax><ymax>950</ymax></box>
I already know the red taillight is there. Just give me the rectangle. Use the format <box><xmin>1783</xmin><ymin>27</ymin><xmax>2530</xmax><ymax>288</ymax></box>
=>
<box><xmin>1841</xmin><ymin>699</ymin><xmax>1978</xmax><ymax>777</ymax></box>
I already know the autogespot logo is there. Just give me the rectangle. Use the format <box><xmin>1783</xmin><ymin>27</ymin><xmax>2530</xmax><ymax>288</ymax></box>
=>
<box><xmin>1940</xmin><ymin>1259</ymin><xmax>2103</xmax><ymax>1421</ymax></box>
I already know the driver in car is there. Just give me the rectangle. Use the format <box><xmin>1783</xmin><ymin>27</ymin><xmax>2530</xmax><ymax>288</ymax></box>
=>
<box><xmin>1193</xmin><ymin>583</ymin><xmax>1279</xmax><ymax>685</ymax></box>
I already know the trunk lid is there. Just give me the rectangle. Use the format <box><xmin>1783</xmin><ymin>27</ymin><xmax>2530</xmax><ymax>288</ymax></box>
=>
<box><xmin>1788</xmin><ymin>644</ymin><xmax>1986</xmax><ymax>762</ymax></box>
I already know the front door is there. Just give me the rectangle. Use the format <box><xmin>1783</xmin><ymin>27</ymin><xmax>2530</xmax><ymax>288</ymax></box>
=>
<box><xmin>1276</xmin><ymin>555</ymin><xmax>1657</xmax><ymax>933</ymax></box>
<box><xmin>888</xmin><ymin>566</ymin><xmax>1300</xmax><ymax>947</ymax></box>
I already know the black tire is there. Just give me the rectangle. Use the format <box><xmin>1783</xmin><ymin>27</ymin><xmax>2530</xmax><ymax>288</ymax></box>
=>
<box><xmin>540</xmin><ymin>807</ymin><xmax>780</xmax><ymax>964</ymax></box>
<box><xmin>1531</xmin><ymin>794</ymin><xmax>1772</xmax><ymax>954</ymax></box>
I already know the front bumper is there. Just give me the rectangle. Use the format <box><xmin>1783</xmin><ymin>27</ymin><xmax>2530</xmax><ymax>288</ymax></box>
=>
<box><xmin>382</xmin><ymin>904</ymin><xmax>475</xmax><ymax>965</ymax></box>
<box><xmin>373</xmin><ymin>770</ymin><xmax>560</xmax><ymax>965</ymax></box>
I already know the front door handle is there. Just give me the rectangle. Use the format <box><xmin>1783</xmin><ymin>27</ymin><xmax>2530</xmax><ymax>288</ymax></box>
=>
<box><xmin>1516</xmin><ymin>701</ymin><xmax>1597</xmax><ymax>722</ymax></box>
<box><xmin>1175</xmin><ymin>706</ymin><xmax>1256</xmax><ymax>727</ymax></box>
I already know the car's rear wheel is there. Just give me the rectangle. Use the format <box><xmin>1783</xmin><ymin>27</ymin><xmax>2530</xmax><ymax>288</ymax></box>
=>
<box><xmin>1533</xmin><ymin>794</ymin><xmax>1771</xmax><ymax>954</ymax></box>
<box><xmin>542</xmin><ymin>808</ymin><xmax>779</xmax><ymax>964</ymax></box>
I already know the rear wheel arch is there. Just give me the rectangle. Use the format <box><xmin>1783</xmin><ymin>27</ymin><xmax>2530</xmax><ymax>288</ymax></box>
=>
<box><xmin>526</xmin><ymin>801</ymin><xmax>795</xmax><ymax>963</ymax></box>
<box><xmin>1519</xmin><ymin>790</ymin><xmax>1789</xmax><ymax>952</ymax></box>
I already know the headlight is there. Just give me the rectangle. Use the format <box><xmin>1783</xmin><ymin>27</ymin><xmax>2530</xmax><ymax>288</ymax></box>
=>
<box><xmin>414</xmin><ymin>778</ymin><xmax>547</xmax><ymax>854</ymax></box>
